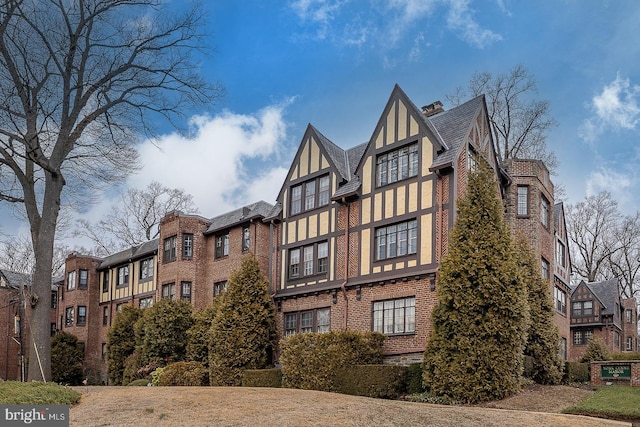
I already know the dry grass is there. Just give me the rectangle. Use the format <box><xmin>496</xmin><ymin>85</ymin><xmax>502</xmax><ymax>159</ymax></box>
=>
<box><xmin>69</xmin><ymin>385</ymin><xmax>631</xmax><ymax>427</ymax></box>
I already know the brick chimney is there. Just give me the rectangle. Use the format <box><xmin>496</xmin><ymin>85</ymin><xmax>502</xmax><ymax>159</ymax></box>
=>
<box><xmin>422</xmin><ymin>101</ymin><xmax>444</xmax><ymax>117</ymax></box>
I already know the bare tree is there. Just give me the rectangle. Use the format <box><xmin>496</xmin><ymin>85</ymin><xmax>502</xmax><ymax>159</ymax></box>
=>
<box><xmin>0</xmin><ymin>0</ymin><xmax>221</xmax><ymax>381</ymax></box>
<box><xmin>0</xmin><ymin>234</ymin><xmax>74</xmax><ymax>278</ymax></box>
<box><xmin>603</xmin><ymin>213</ymin><xmax>640</xmax><ymax>299</ymax></box>
<box><xmin>76</xmin><ymin>181</ymin><xmax>199</xmax><ymax>255</ymax></box>
<box><xmin>566</xmin><ymin>192</ymin><xmax>621</xmax><ymax>283</ymax></box>
<box><xmin>448</xmin><ymin>64</ymin><xmax>558</xmax><ymax>171</ymax></box>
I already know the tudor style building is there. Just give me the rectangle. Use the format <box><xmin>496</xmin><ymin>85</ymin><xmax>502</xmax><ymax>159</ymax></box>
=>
<box><xmin>265</xmin><ymin>85</ymin><xmax>505</xmax><ymax>363</ymax></box>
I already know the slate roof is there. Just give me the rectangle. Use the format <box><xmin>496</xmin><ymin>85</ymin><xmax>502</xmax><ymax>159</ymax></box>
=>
<box><xmin>429</xmin><ymin>95</ymin><xmax>485</xmax><ymax>170</ymax></box>
<box><xmin>554</xmin><ymin>202</ymin><xmax>564</xmax><ymax>229</ymax></box>
<box><xmin>204</xmin><ymin>200</ymin><xmax>274</xmax><ymax>234</ymax></box>
<box><xmin>586</xmin><ymin>279</ymin><xmax>621</xmax><ymax>317</ymax></box>
<box><xmin>0</xmin><ymin>269</ymin><xmax>31</xmax><ymax>289</ymax></box>
<box><xmin>99</xmin><ymin>238</ymin><xmax>159</xmax><ymax>269</ymax></box>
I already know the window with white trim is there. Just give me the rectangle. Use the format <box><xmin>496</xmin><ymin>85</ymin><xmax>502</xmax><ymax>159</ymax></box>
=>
<box><xmin>139</xmin><ymin>258</ymin><xmax>154</xmax><ymax>281</ymax></box>
<box><xmin>67</xmin><ymin>271</ymin><xmax>76</xmax><ymax>291</ymax></box>
<box><xmin>288</xmin><ymin>241</ymin><xmax>329</xmax><ymax>279</ymax></box>
<box><xmin>554</xmin><ymin>286</ymin><xmax>566</xmax><ymax>314</ymax></box>
<box><xmin>517</xmin><ymin>186</ymin><xmax>529</xmax><ymax>216</ymax></box>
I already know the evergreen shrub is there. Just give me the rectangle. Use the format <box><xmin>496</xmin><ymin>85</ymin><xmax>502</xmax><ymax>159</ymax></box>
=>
<box><xmin>280</xmin><ymin>330</ymin><xmax>385</xmax><ymax>392</ymax></box>
<box><xmin>106</xmin><ymin>305</ymin><xmax>142</xmax><ymax>385</ymax></box>
<box><xmin>335</xmin><ymin>365</ymin><xmax>407</xmax><ymax>399</ymax></box>
<box><xmin>157</xmin><ymin>361</ymin><xmax>209</xmax><ymax>386</ymax></box>
<box><xmin>580</xmin><ymin>337</ymin><xmax>610</xmax><ymax>363</ymax></box>
<box><xmin>406</xmin><ymin>363</ymin><xmax>425</xmax><ymax>394</ymax></box>
<box><xmin>51</xmin><ymin>331</ymin><xmax>85</xmax><ymax>386</ymax></box>
<box><xmin>564</xmin><ymin>361</ymin><xmax>590</xmax><ymax>383</ymax></box>
<box><xmin>242</xmin><ymin>368</ymin><xmax>282</xmax><ymax>388</ymax></box>
<box><xmin>610</xmin><ymin>352</ymin><xmax>640</xmax><ymax>361</ymax></box>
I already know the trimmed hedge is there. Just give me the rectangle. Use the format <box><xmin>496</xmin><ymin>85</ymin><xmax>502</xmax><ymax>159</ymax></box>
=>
<box><xmin>280</xmin><ymin>330</ymin><xmax>385</xmax><ymax>392</ymax></box>
<box><xmin>335</xmin><ymin>365</ymin><xmax>407</xmax><ymax>399</ymax></box>
<box><xmin>610</xmin><ymin>352</ymin><xmax>640</xmax><ymax>361</ymax></box>
<box><xmin>242</xmin><ymin>368</ymin><xmax>282</xmax><ymax>388</ymax></box>
<box><xmin>157</xmin><ymin>361</ymin><xmax>209</xmax><ymax>386</ymax></box>
<box><xmin>406</xmin><ymin>363</ymin><xmax>425</xmax><ymax>394</ymax></box>
<box><xmin>564</xmin><ymin>361</ymin><xmax>590</xmax><ymax>383</ymax></box>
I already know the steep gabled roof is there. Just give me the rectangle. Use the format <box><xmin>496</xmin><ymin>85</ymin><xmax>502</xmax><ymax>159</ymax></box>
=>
<box><xmin>99</xmin><ymin>238</ymin><xmax>159</xmax><ymax>269</ymax></box>
<box><xmin>204</xmin><ymin>200</ymin><xmax>274</xmax><ymax>235</ymax></box>
<box><xmin>429</xmin><ymin>95</ymin><xmax>485</xmax><ymax>171</ymax></box>
<box><xmin>586</xmin><ymin>279</ymin><xmax>621</xmax><ymax>317</ymax></box>
<box><xmin>0</xmin><ymin>269</ymin><xmax>31</xmax><ymax>289</ymax></box>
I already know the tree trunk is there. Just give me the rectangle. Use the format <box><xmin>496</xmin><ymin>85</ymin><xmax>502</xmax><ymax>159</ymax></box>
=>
<box><xmin>27</xmin><ymin>173</ymin><xmax>63</xmax><ymax>382</ymax></box>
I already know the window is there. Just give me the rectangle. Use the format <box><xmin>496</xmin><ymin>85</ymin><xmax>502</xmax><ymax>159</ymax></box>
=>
<box><xmin>573</xmin><ymin>331</ymin><xmax>582</xmax><ymax>346</ymax></box>
<box><xmin>139</xmin><ymin>258</ymin><xmax>154</xmax><ymax>281</ymax></box>
<box><xmin>517</xmin><ymin>186</ymin><xmax>529</xmax><ymax>216</ymax></box>
<box><xmin>554</xmin><ymin>287</ymin><xmax>566</xmax><ymax>314</ymax></box>
<box><xmin>376</xmin><ymin>143</ymin><xmax>418</xmax><ymax>186</ymax></box>
<box><xmin>556</xmin><ymin>241</ymin><xmax>566</xmax><ymax>268</ymax></box>
<box><xmin>626</xmin><ymin>309</ymin><xmax>633</xmax><ymax>323</ymax></box>
<box><xmin>290</xmin><ymin>175</ymin><xmax>330</xmax><ymax>215</ymax></box>
<box><xmin>242</xmin><ymin>226</ymin><xmax>250</xmax><ymax>252</ymax></box>
<box><xmin>65</xmin><ymin>307</ymin><xmax>74</xmax><ymax>327</ymax></box>
<box><xmin>102</xmin><ymin>306</ymin><xmax>108</xmax><ymax>326</ymax></box>
<box><xmin>288</xmin><ymin>241</ymin><xmax>329</xmax><ymax>279</ymax></box>
<box><xmin>541</xmin><ymin>258</ymin><xmax>550</xmax><ymax>280</ymax></box>
<box><xmin>614</xmin><ymin>331</ymin><xmax>620</xmax><ymax>348</ymax></box>
<box><xmin>117</xmin><ymin>266</ymin><xmax>129</xmax><ymax>288</ymax></box>
<box><xmin>102</xmin><ymin>271</ymin><xmax>109</xmax><ymax>293</ymax></box>
<box><xmin>572</xmin><ymin>301</ymin><xmax>593</xmax><ymax>316</ymax></box>
<box><xmin>573</xmin><ymin>329</ymin><xmax>592</xmax><ymax>346</ymax></box>
<box><xmin>627</xmin><ymin>337</ymin><xmax>633</xmax><ymax>351</ymax></box>
<box><xmin>183</xmin><ymin>233</ymin><xmax>193</xmax><ymax>258</ymax></box>
<box><xmin>51</xmin><ymin>292</ymin><xmax>57</xmax><ymax>309</ymax></box>
<box><xmin>214</xmin><ymin>281</ymin><xmax>227</xmax><ymax>296</ymax></box>
<box><xmin>50</xmin><ymin>323</ymin><xmax>57</xmax><ymax>337</ymax></box>
<box><xmin>79</xmin><ymin>270</ymin><xmax>88</xmax><ymax>289</ymax></box>
<box><xmin>375</xmin><ymin>220</ymin><xmax>417</xmax><ymax>260</ymax></box>
<box><xmin>284</xmin><ymin>308</ymin><xmax>330</xmax><ymax>336</ymax></box>
<box><xmin>139</xmin><ymin>297</ymin><xmax>153</xmax><ymax>309</ymax></box>
<box><xmin>541</xmin><ymin>195</ymin><xmax>550</xmax><ymax>228</ymax></box>
<box><xmin>215</xmin><ymin>233</ymin><xmax>229</xmax><ymax>258</ymax></box>
<box><xmin>67</xmin><ymin>271</ymin><xmax>76</xmax><ymax>291</ymax></box>
<box><xmin>372</xmin><ymin>297</ymin><xmax>416</xmax><ymax>335</ymax></box>
<box><xmin>162</xmin><ymin>283</ymin><xmax>175</xmax><ymax>300</ymax></box>
<box><xmin>77</xmin><ymin>306</ymin><xmax>87</xmax><ymax>326</ymax></box>
<box><xmin>181</xmin><ymin>281</ymin><xmax>192</xmax><ymax>302</ymax></box>
<box><xmin>116</xmin><ymin>303</ymin><xmax>126</xmax><ymax>313</ymax></box>
<box><xmin>163</xmin><ymin>235</ymin><xmax>177</xmax><ymax>262</ymax></box>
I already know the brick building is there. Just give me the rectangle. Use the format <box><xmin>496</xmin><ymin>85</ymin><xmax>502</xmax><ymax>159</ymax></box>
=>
<box><xmin>569</xmin><ymin>279</ymin><xmax>639</xmax><ymax>360</ymax></box>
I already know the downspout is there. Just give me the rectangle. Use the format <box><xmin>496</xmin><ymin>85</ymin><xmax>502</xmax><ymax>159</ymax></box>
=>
<box><xmin>340</xmin><ymin>199</ymin><xmax>350</xmax><ymax>330</ymax></box>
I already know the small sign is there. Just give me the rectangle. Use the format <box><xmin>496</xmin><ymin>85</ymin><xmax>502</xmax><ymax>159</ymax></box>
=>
<box><xmin>601</xmin><ymin>365</ymin><xmax>631</xmax><ymax>379</ymax></box>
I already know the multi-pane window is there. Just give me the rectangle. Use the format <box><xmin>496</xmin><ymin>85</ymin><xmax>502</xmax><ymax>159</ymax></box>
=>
<box><xmin>573</xmin><ymin>331</ymin><xmax>582</xmax><ymax>346</ymax></box>
<box><xmin>375</xmin><ymin>220</ymin><xmax>417</xmax><ymax>260</ymax></box>
<box><xmin>541</xmin><ymin>258</ymin><xmax>550</xmax><ymax>280</ymax></box>
<box><xmin>103</xmin><ymin>306</ymin><xmax>108</xmax><ymax>326</ymax></box>
<box><xmin>541</xmin><ymin>195</ymin><xmax>550</xmax><ymax>228</ymax></box>
<box><xmin>117</xmin><ymin>266</ymin><xmax>129</xmax><ymax>288</ymax></box>
<box><xmin>572</xmin><ymin>301</ymin><xmax>593</xmax><ymax>316</ymax></box>
<box><xmin>51</xmin><ymin>292</ymin><xmax>57</xmax><ymax>309</ymax></box>
<box><xmin>288</xmin><ymin>242</ymin><xmax>329</xmax><ymax>279</ymax></box>
<box><xmin>162</xmin><ymin>283</ymin><xmax>175</xmax><ymax>300</ymax></box>
<box><xmin>373</xmin><ymin>297</ymin><xmax>416</xmax><ymax>335</ymax></box>
<box><xmin>183</xmin><ymin>233</ymin><xmax>193</xmax><ymax>258</ymax></box>
<box><xmin>67</xmin><ymin>271</ymin><xmax>76</xmax><ymax>291</ymax></box>
<box><xmin>284</xmin><ymin>308</ymin><xmax>330</xmax><ymax>336</ymax></box>
<box><xmin>376</xmin><ymin>143</ymin><xmax>418</xmax><ymax>187</ymax></box>
<box><xmin>79</xmin><ymin>270</ymin><xmax>88</xmax><ymax>289</ymax></box>
<box><xmin>215</xmin><ymin>233</ymin><xmax>229</xmax><ymax>258</ymax></box>
<box><xmin>626</xmin><ymin>309</ymin><xmax>633</xmax><ymax>323</ymax></box>
<box><xmin>554</xmin><ymin>286</ymin><xmax>566</xmax><ymax>314</ymax></box>
<box><xmin>139</xmin><ymin>297</ymin><xmax>153</xmax><ymax>309</ymax></box>
<box><xmin>517</xmin><ymin>186</ymin><xmax>529</xmax><ymax>216</ymax></box>
<box><xmin>139</xmin><ymin>258</ymin><xmax>154</xmax><ymax>281</ymax></box>
<box><xmin>242</xmin><ymin>226</ymin><xmax>250</xmax><ymax>252</ymax></box>
<box><xmin>77</xmin><ymin>306</ymin><xmax>87</xmax><ymax>326</ymax></box>
<box><xmin>574</xmin><ymin>330</ymin><xmax>593</xmax><ymax>346</ymax></box>
<box><xmin>181</xmin><ymin>281</ymin><xmax>192</xmax><ymax>302</ymax></box>
<box><xmin>290</xmin><ymin>175</ymin><xmax>330</xmax><ymax>215</ymax></box>
<box><xmin>214</xmin><ymin>281</ymin><xmax>227</xmax><ymax>296</ymax></box>
<box><xmin>65</xmin><ymin>307</ymin><xmax>74</xmax><ymax>326</ymax></box>
<box><xmin>627</xmin><ymin>337</ymin><xmax>633</xmax><ymax>351</ymax></box>
<box><xmin>556</xmin><ymin>240</ymin><xmax>566</xmax><ymax>267</ymax></box>
<box><xmin>102</xmin><ymin>271</ymin><xmax>109</xmax><ymax>293</ymax></box>
<box><xmin>163</xmin><ymin>235</ymin><xmax>177</xmax><ymax>262</ymax></box>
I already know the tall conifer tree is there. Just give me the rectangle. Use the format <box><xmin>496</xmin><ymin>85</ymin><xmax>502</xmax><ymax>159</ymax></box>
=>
<box><xmin>423</xmin><ymin>164</ymin><xmax>529</xmax><ymax>403</ymax></box>
<box><xmin>514</xmin><ymin>236</ymin><xmax>563</xmax><ymax>384</ymax></box>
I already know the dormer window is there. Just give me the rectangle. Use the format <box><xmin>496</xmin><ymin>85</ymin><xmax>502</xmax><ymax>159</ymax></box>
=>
<box><xmin>290</xmin><ymin>174</ymin><xmax>330</xmax><ymax>215</ymax></box>
<box><xmin>376</xmin><ymin>142</ymin><xmax>418</xmax><ymax>187</ymax></box>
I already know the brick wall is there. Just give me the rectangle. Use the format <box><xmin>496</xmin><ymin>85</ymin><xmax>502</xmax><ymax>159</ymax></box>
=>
<box><xmin>590</xmin><ymin>360</ymin><xmax>640</xmax><ymax>387</ymax></box>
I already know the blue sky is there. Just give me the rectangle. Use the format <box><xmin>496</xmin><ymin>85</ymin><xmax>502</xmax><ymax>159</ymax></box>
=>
<box><xmin>3</xmin><ymin>0</ymin><xmax>640</xmax><ymax>245</ymax></box>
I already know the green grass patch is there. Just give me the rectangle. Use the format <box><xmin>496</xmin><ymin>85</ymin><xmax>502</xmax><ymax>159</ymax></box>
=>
<box><xmin>563</xmin><ymin>386</ymin><xmax>640</xmax><ymax>420</ymax></box>
<box><xmin>0</xmin><ymin>381</ymin><xmax>81</xmax><ymax>405</ymax></box>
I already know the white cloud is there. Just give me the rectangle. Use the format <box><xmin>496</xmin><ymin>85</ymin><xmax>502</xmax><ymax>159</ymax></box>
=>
<box><xmin>586</xmin><ymin>167</ymin><xmax>636</xmax><ymax>212</ymax></box>
<box><xmin>446</xmin><ymin>0</ymin><xmax>502</xmax><ymax>48</ymax></box>
<box><xmin>581</xmin><ymin>74</ymin><xmax>640</xmax><ymax>142</ymax></box>
<box><xmin>123</xmin><ymin>100</ymin><xmax>293</xmax><ymax>219</ymax></box>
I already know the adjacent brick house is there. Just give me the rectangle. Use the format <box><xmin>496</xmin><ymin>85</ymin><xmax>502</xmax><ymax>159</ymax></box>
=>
<box><xmin>569</xmin><ymin>279</ymin><xmax>639</xmax><ymax>360</ymax></box>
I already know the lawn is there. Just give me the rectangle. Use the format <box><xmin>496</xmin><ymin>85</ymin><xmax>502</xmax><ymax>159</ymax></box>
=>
<box><xmin>563</xmin><ymin>386</ymin><xmax>640</xmax><ymax>421</ymax></box>
<box><xmin>0</xmin><ymin>381</ymin><xmax>81</xmax><ymax>405</ymax></box>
